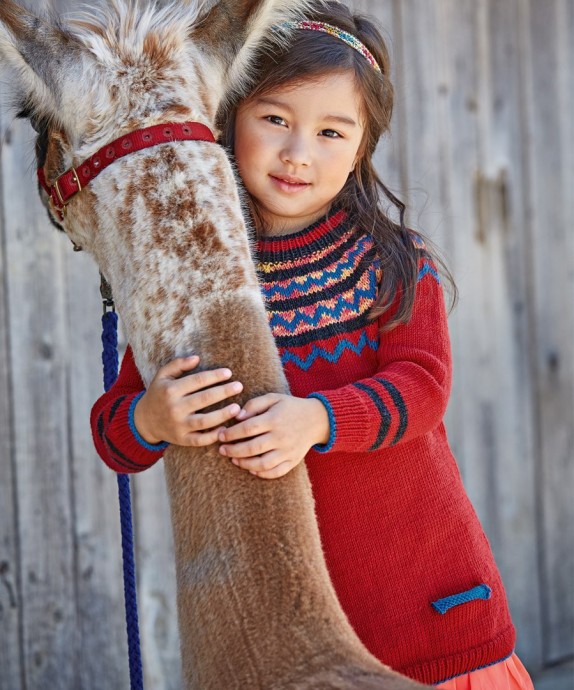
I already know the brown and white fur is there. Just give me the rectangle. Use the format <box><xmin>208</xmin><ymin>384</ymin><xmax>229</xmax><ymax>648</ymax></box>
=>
<box><xmin>0</xmin><ymin>2</ymin><xmax>426</xmax><ymax>688</ymax></box>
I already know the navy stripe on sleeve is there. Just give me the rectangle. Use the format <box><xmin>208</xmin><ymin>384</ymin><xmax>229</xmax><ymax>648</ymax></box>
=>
<box><xmin>374</xmin><ymin>378</ymin><xmax>408</xmax><ymax>445</ymax></box>
<box><xmin>354</xmin><ymin>382</ymin><xmax>391</xmax><ymax>450</ymax></box>
<box><xmin>104</xmin><ymin>434</ymin><xmax>152</xmax><ymax>471</ymax></box>
<box><xmin>108</xmin><ymin>395</ymin><xmax>127</xmax><ymax>424</ymax></box>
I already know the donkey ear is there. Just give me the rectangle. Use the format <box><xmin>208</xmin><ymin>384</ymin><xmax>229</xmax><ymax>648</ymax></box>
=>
<box><xmin>194</xmin><ymin>0</ymin><xmax>315</xmax><ymax>92</ymax></box>
<box><xmin>0</xmin><ymin>0</ymin><xmax>83</xmax><ymax>125</ymax></box>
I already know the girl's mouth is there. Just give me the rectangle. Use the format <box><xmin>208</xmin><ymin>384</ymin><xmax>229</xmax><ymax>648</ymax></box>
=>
<box><xmin>269</xmin><ymin>174</ymin><xmax>311</xmax><ymax>193</ymax></box>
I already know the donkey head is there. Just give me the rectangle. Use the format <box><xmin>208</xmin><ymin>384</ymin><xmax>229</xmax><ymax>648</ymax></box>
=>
<box><xmin>0</xmin><ymin>0</ymin><xmax>313</xmax><ymax>256</ymax></box>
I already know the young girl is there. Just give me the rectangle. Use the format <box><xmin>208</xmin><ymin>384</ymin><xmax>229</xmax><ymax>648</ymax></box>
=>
<box><xmin>91</xmin><ymin>2</ymin><xmax>534</xmax><ymax>687</ymax></box>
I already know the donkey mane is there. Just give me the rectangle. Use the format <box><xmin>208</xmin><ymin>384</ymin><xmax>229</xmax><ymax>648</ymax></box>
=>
<box><xmin>68</xmin><ymin>1</ymin><xmax>208</xmax><ymax>63</ymax></box>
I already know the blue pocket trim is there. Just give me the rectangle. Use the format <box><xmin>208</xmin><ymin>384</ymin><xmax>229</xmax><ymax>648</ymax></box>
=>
<box><xmin>431</xmin><ymin>584</ymin><xmax>492</xmax><ymax>615</ymax></box>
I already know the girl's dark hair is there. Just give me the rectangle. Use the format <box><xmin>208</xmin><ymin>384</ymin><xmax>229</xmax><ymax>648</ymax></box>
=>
<box><xmin>218</xmin><ymin>1</ymin><xmax>456</xmax><ymax>330</ymax></box>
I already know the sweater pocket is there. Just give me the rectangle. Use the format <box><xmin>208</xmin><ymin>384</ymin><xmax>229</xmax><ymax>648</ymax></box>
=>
<box><xmin>431</xmin><ymin>584</ymin><xmax>492</xmax><ymax>614</ymax></box>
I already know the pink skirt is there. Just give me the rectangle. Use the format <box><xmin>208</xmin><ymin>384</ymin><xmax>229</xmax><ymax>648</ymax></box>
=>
<box><xmin>436</xmin><ymin>654</ymin><xmax>534</xmax><ymax>689</ymax></box>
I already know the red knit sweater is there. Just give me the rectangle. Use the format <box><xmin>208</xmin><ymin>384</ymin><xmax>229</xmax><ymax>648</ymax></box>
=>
<box><xmin>91</xmin><ymin>210</ymin><xmax>515</xmax><ymax>685</ymax></box>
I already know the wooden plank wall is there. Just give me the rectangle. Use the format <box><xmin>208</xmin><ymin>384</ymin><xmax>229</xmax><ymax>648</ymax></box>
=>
<box><xmin>0</xmin><ymin>1</ymin><xmax>572</xmax><ymax>688</ymax></box>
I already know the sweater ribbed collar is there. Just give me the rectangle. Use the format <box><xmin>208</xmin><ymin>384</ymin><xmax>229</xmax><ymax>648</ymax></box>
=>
<box><xmin>256</xmin><ymin>208</ymin><xmax>352</xmax><ymax>263</ymax></box>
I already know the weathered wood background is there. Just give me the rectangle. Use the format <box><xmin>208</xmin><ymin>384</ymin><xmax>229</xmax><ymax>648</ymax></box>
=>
<box><xmin>0</xmin><ymin>0</ymin><xmax>572</xmax><ymax>688</ymax></box>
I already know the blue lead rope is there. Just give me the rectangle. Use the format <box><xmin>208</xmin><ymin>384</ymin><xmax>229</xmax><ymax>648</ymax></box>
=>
<box><xmin>102</xmin><ymin>308</ymin><xmax>144</xmax><ymax>690</ymax></box>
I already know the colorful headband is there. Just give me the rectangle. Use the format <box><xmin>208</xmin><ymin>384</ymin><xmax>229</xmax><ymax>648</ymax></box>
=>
<box><xmin>280</xmin><ymin>21</ymin><xmax>382</xmax><ymax>73</ymax></box>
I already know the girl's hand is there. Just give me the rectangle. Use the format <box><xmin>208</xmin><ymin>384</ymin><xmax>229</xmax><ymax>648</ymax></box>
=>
<box><xmin>217</xmin><ymin>394</ymin><xmax>330</xmax><ymax>479</ymax></box>
<box><xmin>134</xmin><ymin>356</ymin><xmax>243</xmax><ymax>447</ymax></box>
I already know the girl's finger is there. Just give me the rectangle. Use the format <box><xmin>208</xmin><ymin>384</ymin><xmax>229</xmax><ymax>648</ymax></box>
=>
<box><xmin>184</xmin><ymin>379</ymin><xmax>244</xmax><ymax>412</ymax></box>
<box><xmin>218</xmin><ymin>414</ymin><xmax>272</xmax><ymax>443</ymax></box>
<box><xmin>157</xmin><ymin>355</ymin><xmax>200</xmax><ymax>379</ymax></box>
<box><xmin>172</xmin><ymin>366</ymin><xmax>236</xmax><ymax>397</ymax></box>
<box><xmin>219</xmin><ymin>432</ymin><xmax>275</xmax><ymax>459</ymax></box>
<box><xmin>184</xmin><ymin>426</ymin><xmax>227</xmax><ymax>448</ymax></box>
<box><xmin>251</xmin><ymin>460</ymin><xmax>295</xmax><ymax>480</ymax></box>
<box><xmin>230</xmin><ymin>449</ymin><xmax>284</xmax><ymax>472</ymax></box>
<box><xmin>236</xmin><ymin>393</ymin><xmax>280</xmax><ymax>421</ymax></box>
<box><xmin>187</xmin><ymin>404</ymin><xmax>242</xmax><ymax>432</ymax></box>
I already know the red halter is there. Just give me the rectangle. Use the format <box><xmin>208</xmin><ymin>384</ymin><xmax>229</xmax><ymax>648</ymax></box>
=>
<box><xmin>37</xmin><ymin>121</ymin><xmax>216</xmax><ymax>221</ymax></box>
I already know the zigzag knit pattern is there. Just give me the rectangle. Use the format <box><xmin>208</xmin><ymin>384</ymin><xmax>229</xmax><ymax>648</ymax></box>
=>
<box><xmin>257</xmin><ymin>210</ymin><xmax>439</xmax><ymax>368</ymax></box>
<box><xmin>257</xmin><ymin>210</ymin><xmax>382</xmax><ymax>360</ymax></box>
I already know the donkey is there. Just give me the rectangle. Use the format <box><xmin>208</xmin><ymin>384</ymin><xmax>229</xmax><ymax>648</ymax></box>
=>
<box><xmin>0</xmin><ymin>1</ymin><xmax>426</xmax><ymax>688</ymax></box>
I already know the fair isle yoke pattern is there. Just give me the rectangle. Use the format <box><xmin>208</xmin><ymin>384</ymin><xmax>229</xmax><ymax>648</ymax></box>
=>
<box><xmin>257</xmin><ymin>209</ymin><xmax>380</xmax><ymax>368</ymax></box>
<box><xmin>256</xmin><ymin>209</ymin><xmax>438</xmax><ymax>370</ymax></box>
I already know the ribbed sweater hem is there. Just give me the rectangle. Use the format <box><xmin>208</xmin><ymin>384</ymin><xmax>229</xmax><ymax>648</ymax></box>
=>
<box><xmin>399</xmin><ymin>624</ymin><xmax>516</xmax><ymax>686</ymax></box>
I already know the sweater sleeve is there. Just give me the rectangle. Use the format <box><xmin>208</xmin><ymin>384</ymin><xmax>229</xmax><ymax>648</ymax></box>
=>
<box><xmin>308</xmin><ymin>259</ymin><xmax>452</xmax><ymax>453</ymax></box>
<box><xmin>90</xmin><ymin>345</ymin><xmax>168</xmax><ymax>473</ymax></box>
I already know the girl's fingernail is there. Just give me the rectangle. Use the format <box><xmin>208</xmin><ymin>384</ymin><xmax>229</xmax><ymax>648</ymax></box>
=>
<box><xmin>231</xmin><ymin>459</ymin><xmax>239</xmax><ymax>466</ymax></box>
<box><xmin>231</xmin><ymin>382</ymin><xmax>243</xmax><ymax>392</ymax></box>
<box><xmin>237</xmin><ymin>409</ymin><xmax>247</xmax><ymax>419</ymax></box>
<box><xmin>222</xmin><ymin>369</ymin><xmax>232</xmax><ymax>377</ymax></box>
<box><xmin>219</xmin><ymin>447</ymin><xmax>227</xmax><ymax>456</ymax></box>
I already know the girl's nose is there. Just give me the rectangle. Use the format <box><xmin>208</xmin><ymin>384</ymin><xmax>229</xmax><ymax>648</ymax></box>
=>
<box><xmin>280</xmin><ymin>134</ymin><xmax>311</xmax><ymax>167</ymax></box>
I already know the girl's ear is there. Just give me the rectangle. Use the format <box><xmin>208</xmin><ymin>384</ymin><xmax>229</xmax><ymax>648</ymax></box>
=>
<box><xmin>193</xmin><ymin>0</ymin><xmax>317</xmax><ymax>95</ymax></box>
<box><xmin>0</xmin><ymin>0</ymin><xmax>84</xmax><ymax>128</ymax></box>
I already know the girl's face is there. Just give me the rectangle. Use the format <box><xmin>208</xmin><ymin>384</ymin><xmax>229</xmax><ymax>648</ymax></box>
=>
<box><xmin>234</xmin><ymin>70</ymin><xmax>365</xmax><ymax>235</ymax></box>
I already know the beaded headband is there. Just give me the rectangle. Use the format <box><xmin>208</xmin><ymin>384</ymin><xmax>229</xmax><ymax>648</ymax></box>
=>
<box><xmin>280</xmin><ymin>20</ymin><xmax>382</xmax><ymax>73</ymax></box>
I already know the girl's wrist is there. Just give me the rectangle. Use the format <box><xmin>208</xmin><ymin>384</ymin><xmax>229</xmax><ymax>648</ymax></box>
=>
<box><xmin>306</xmin><ymin>397</ymin><xmax>330</xmax><ymax>447</ymax></box>
<box><xmin>133</xmin><ymin>393</ymin><xmax>163</xmax><ymax>445</ymax></box>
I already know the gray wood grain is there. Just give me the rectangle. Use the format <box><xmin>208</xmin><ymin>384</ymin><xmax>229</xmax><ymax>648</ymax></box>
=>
<box><xmin>524</xmin><ymin>0</ymin><xmax>574</xmax><ymax>664</ymax></box>
<box><xmin>64</xmin><ymin>250</ymin><xmax>130</xmax><ymax>689</ymax></box>
<box><xmin>358</xmin><ymin>0</ymin><xmax>404</xmax><ymax>211</ymax></box>
<box><xmin>1</xmin><ymin>117</ymin><xmax>78</xmax><ymax>689</ymax></box>
<box><xmin>460</xmin><ymin>0</ymin><xmax>542</xmax><ymax>666</ymax></box>
<box><xmin>0</xmin><ymin>100</ymin><xmax>23</xmax><ymax>690</ymax></box>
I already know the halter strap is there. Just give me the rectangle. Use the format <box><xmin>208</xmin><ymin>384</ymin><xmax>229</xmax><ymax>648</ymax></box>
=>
<box><xmin>38</xmin><ymin>121</ymin><xmax>216</xmax><ymax>220</ymax></box>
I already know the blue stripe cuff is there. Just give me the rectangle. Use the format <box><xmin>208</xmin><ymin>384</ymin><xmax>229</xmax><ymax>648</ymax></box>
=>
<box><xmin>128</xmin><ymin>392</ymin><xmax>169</xmax><ymax>452</ymax></box>
<box><xmin>307</xmin><ymin>393</ymin><xmax>336</xmax><ymax>453</ymax></box>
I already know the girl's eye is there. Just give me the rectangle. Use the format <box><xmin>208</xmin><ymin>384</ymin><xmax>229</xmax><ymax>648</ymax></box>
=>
<box><xmin>265</xmin><ymin>115</ymin><xmax>287</xmax><ymax>126</ymax></box>
<box><xmin>320</xmin><ymin>129</ymin><xmax>342</xmax><ymax>139</ymax></box>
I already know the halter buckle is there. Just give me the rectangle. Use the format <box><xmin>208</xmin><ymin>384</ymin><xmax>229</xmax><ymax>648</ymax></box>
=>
<box><xmin>53</xmin><ymin>166</ymin><xmax>82</xmax><ymax>217</ymax></box>
<box><xmin>53</xmin><ymin>178</ymin><xmax>66</xmax><ymax>207</ymax></box>
<box><xmin>70</xmin><ymin>167</ymin><xmax>83</xmax><ymax>195</ymax></box>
